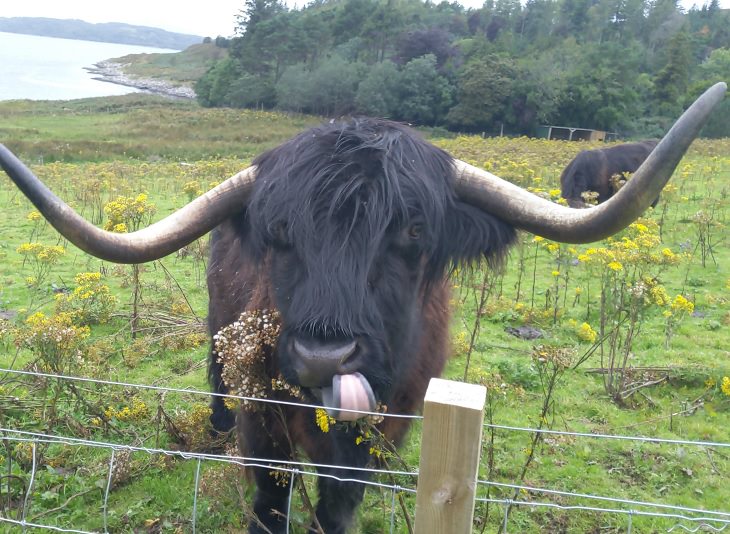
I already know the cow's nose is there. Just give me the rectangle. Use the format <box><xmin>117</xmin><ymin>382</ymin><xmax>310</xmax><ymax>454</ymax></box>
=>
<box><xmin>291</xmin><ymin>336</ymin><xmax>360</xmax><ymax>387</ymax></box>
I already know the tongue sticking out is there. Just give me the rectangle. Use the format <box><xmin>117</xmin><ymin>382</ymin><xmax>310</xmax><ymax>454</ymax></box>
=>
<box><xmin>320</xmin><ymin>372</ymin><xmax>376</xmax><ymax>421</ymax></box>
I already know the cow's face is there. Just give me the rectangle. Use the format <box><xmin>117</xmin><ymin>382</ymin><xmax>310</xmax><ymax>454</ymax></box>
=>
<box><xmin>245</xmin><ymin>119</ymin><xmax>516</xmax><ymax>419</ymax></box>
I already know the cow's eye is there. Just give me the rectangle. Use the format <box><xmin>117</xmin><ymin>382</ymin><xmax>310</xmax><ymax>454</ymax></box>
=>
<box><xmin>407</xmin><ymin>223</ymin><xmax>423</xmax><ymax>240</ymax></box>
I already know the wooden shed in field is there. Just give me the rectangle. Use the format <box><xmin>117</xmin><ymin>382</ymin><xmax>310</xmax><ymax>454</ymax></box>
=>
<box><xmin>536</xmin><ymin>125</ymin><xmax>618</xmax><ymax>141</ymax></box>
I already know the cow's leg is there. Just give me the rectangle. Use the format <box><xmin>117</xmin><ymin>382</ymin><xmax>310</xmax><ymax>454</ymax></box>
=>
<box><xmin>240</xmin><ymin>412</ymin><xmax>294</xmax><ymax>534</ymax></box>
<box><xmin>312</xmin><ymin>431</ymin><xmax>371</xmax><ymax>533</ymax></box>
<box><xmin>248</xmin><ymin>467</ymin><xmax>291</xmax><ymax>534</ymax></box>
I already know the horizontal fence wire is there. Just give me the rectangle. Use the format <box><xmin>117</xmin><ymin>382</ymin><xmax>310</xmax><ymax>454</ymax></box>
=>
<box><xmin>478</xmin><ymin>480</ymin><xmax>730</xmax><ymax>520</ymax></box>
<box><xmin>0</xmin><ymin>366</ymin><xmax>422</xmax><ymax>420</ymax></box>
<box><xmin>485</xmin><ymin>422</ymin><xmax>730</xmax><ymax>449</ymax></box>
<box><xmin>2</xmin><ymin>365</ymin><xmax>729</xmax><ymax>532</ymax></box>
<box><xmin>477</xmin><ymin>497</ymin><xmax>730</xmax><ymax>532</ymax></box>
<box><xmin>0</xmin><ymin>430</ymin><xmax>417</xmax><ymax>534</ymax></box>
<box><xmin>0</xmin><ymin>427</ymin><xmax>418</xmax><ymax>479</ymax></box>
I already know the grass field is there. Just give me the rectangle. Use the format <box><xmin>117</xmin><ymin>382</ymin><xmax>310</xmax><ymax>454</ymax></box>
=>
<box><xmin>0</xmin><ymin>95</ymin><xmax>728</xmax><ymax>533</ymax></box>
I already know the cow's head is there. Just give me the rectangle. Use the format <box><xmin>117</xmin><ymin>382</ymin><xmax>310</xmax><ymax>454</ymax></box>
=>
<box><xmin>0</xmin><ymin>83</ymin><xmax>725</xmax><ymax>420</ymax></box>
<box><xmin>243</xmin><ymin>119</ymin><xmax>516</xmax><ymax>418</ymax></box>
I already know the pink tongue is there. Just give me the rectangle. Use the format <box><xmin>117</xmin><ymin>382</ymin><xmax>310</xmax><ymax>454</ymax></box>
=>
<box><xmin>331</xmin><ymin>372</ymin><xmax>376</xmax><ymax>421</ymax></box>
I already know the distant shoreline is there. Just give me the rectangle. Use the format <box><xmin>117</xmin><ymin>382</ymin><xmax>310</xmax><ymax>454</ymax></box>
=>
<box><xmin>85</xmin><ymin>60</ymin><xmax>196</xmax><ymax>100</ymax></box>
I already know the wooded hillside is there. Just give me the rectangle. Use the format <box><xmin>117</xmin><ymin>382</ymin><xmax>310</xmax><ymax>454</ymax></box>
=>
<box><xmin>0</xmin><ymin>17</ymin><xmax>202</xmax><ymax>50</ymax></box>
<box><xmin>195</xmin><ymin>0</ymin><xmax>730</xmax><ymax>137</ymax></box>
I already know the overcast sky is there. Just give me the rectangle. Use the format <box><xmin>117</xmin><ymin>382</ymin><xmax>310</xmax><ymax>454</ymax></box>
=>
<box><xmin>1</xmin><ymin>0</ymin><xmax>726</xmax><ymax>39</ymax></box>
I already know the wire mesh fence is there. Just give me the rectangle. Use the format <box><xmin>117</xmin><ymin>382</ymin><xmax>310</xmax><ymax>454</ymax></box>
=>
<box><xmin>0</xmin><ymin>366</ymin><xmax>728</xmax><ymax>533</ymax></box>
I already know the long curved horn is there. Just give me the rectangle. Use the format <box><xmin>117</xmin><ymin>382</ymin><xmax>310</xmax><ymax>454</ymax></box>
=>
<box><xmin>454</xmin><ymin>82</ymin><xmax>727</xmax><ymax>243</ymax></box>
<box><xmin>0</xmin><ymin>144</ymin><xmax>256</xmax><ymax>264</ymax></box>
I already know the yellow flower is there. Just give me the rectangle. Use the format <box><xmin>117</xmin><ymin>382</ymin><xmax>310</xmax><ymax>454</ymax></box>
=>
<box><xmin>671</xmin><ymin>295</ymin><xmax>694</xmax><ymax>315</ymax></box>
<box><xmin>722</xmin><ymin>377</ymin><xmax>730</xmax><ymax>397</ymax></box>
<box><xmin>532</xmin><ymin>236</ymin><xmax>544</xmax><ymax>243</ymax></box>
<box><xmin>576</xmin><ymin>322</ymin><xmax>597</xmax><ymax>343</ymax></box>
<box><xmin>315</xmin><ymin>408</ymin><xmax>334</xmax><ymax>433</ymax></box>
<box><xmin>649</xmin><ymin>285</ymin><xmax>670</xmax><ymax>307</ymax></box>
<box><xmin>607</xmin><ymin>261</ymin><xmax>623</xmax><ymax>271</ymax></box>
<box><xmin>551</xmin><ymin>270</ymin><xmax>560</xmax><ymax>277</ymax></box>
<box><xmin>27</xmin><ymin>211</ymin><xmax>42</xmax><ymax>222</ymax></box>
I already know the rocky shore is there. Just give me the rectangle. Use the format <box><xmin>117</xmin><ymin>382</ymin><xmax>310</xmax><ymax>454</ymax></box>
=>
<box><xmin>85</xmin><ymin>61</ymin><xmax>196</xmax><ymax>100</ymax></box>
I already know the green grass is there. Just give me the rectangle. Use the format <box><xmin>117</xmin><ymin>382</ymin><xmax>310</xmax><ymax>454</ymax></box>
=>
<box><xmin>0</xmin><ymin>94</ymin><xmax>321</xmax><ymax>163</ymax></box>
<box><xmin>0</xmin><ymin>97</ymin><xmax>729</xmax><ymax>532</ymax></box>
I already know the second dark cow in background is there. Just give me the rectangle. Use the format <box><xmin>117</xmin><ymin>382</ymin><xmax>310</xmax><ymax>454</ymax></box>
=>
<box><xmin>560</xmin><ymin>140</ymin><xmax>659</xmax><ymax>208</ymax></box>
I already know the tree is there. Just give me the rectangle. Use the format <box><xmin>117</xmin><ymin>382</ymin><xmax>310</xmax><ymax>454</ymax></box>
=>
<box><xmin>396</xmin><ymin>54</ymin><xmax>454</xmax><ymax>125</ymax></box>
<box><xmin>276</xmin><ymin>57</ymin><xmax>366</xmax><ymax>116</ymax></box>
<box><xmin>274</xmin><ymin>64</ymin><xmax>313</xmax><ymax>113</ymax></box>
<box><xmin>653</xmin><ymin>30</ymin><xmax>692</xmax><ymax>113</ymax></box>
<box><xmin>361</xmin><ymin>1</ymin><xmax>406</xmax><ymax>63</ymax></box>
<box><xmin>226</xmin><ymin>74</ymin><xmax>276</xmax><ymax>109</ymax></box>
<box><xmin>556</xmin><ymin>40</ymin><xmax>643</xmax><ymax>131</ymax></box>
<box><xmin>556</xmin><ymin>0</ymin><xmax>594</xmax><ymax>39</ymax></box>
<box><xmin>355</xmin><ymin>61</ymin><xmax>401</xmax><ymax>117</ymax></box>
<box><xmin>236</xmin><ymin>0</ymin><xmax>285</xmax><ymax>34</ymax></box>
<box><xmin>686</xmin><ymin>48</ymin><xmax>730</xmax><ymax>137</ymax></box>
<box><xmin>332</xmin><ymin>0</ymin><xmax>375</xmax><ymax>46</ymax></box>
<box><xmin>446</xmin><ymin>55</ymin><xmax>518</xmax><ymax>132</ymax></box>
<box><xmin>195</xmin><ymin>57</ymin><xmax>241</xmax><ymax>107</ymax></box>
<box><xmin>394</xmin><ymin>27</ymin><xmax>458</xmax><ymax>71</ymax></box>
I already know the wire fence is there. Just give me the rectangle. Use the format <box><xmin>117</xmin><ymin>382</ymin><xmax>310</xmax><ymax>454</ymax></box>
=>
<box><xmin>0</xmin><ymin>366</ymin><xmax>728</xmax><ymax>533</ymax></box>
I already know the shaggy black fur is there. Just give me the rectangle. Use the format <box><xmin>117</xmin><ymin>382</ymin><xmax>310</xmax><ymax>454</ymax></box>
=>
<box><xmin>560</xmin><ymin>140</ymin><xmax>659</xmax><ymax>208</ymax></box>
<box><xmin>207</xmin><ymin>118</ymin><xmax>516</xmax><ymax>533</ymax></box>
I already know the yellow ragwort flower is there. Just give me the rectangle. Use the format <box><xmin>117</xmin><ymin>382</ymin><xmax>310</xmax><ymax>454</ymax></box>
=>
<box><xmin>607</xmin><ymin>261</ymin><xmax>623</xmax><ymax>271</ymax></box>
<box><xmin>721</xmin><ymin>377</ymin><xmax>730</xmax><ymax>397</ymax></box>
<box><xmin>315</xmin><ymin>408</ymin><xmax>334</xmax><ymax>433</ymax></box>
<box><xmin>576</xmin><ymin>322</ymin><xmax>597</xmax><ymax>343</ymax></box>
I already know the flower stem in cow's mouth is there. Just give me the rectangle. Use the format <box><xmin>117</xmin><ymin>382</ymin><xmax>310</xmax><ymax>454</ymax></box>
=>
<box><xmin>214</xmin><ymin>309</ymin><xmax>283</xmax><ymax>410</ymax></box>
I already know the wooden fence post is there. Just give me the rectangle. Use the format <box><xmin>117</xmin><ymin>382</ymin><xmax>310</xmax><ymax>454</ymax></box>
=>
<box><xmin>414</xmin><ymin>377</ymin><xmax>486</xmax><ymax>534</ymax></box>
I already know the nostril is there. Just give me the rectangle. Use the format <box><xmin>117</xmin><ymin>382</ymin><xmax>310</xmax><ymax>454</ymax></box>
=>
<box><xmin>293</xmin><ymin>338</ymin><xmax>358</xmax><ymax>364</ymax></box>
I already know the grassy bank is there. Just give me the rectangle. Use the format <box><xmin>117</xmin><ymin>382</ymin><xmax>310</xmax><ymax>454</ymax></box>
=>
<box><xmin>0</xmin><ymin>96</ymin><xmax>728</xmax><ymax>532</ymax></box>
<box><xmin>0</xmin><ymin>94</ymin><xmax>320</xmax><ymax>163</ymax></box>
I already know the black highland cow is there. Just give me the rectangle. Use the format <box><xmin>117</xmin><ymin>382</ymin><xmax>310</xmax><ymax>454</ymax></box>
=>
<box><xmin>560</xmin><ymin>140</ymin><xmax>660</xmax><ymax>208</ymax></box>
<box><xmin>0</xmin><ymin>83</ymin><xmax>725</xmax><ymax>533</ymax></box>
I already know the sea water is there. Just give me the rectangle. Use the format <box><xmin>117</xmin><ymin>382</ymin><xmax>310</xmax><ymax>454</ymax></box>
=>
<box><xmin>0</xmin><ymin>31</ymin><xmax>176</xmax><ymax>101</ymax></box>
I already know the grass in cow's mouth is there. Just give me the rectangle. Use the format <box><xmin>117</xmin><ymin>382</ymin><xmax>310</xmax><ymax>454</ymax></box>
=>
<box><xmin>0</xmin><ymin>97</ymin><xmax>728</xmax><ymax>532</ymax></box>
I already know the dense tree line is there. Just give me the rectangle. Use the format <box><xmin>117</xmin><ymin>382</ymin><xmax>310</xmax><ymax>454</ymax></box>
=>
<box><xmin>195</xmin><ymin>0</ymin><xmax>730</xmax><ymax>137</ymax></box>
